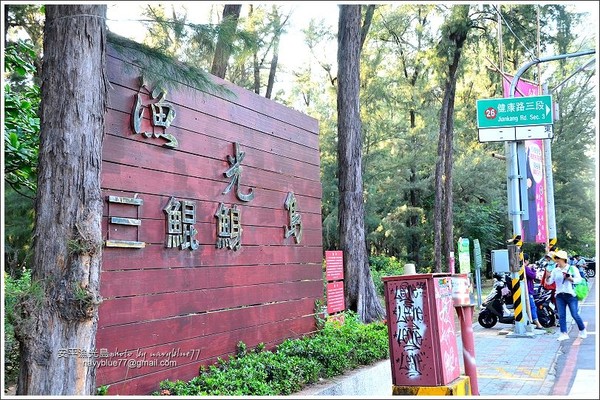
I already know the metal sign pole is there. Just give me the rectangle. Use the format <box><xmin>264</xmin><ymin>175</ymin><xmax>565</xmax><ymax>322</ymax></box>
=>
<box><xmin>506</xmin><ymin>49</ymin><xmax>595</xmax><ymax>336</ymax></box>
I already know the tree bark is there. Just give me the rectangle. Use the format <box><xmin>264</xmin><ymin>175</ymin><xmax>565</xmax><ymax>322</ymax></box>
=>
<box><xmin>433</xmin><ymin>5</ymin><xmax>470</xmax><ymax>272</ymax></box>
<box><xmin>265</xmin><ymin>9</ymin><xmax>281</xmax><ymax>99</ymax></box>
<box><xmin>16</xmin><ymin>4</ymin><xmax>107</xmax><ymax>395</ymax></box>
<box><xmin>337</xmin><ymin>5</ymin><xmax>385</xmax><ymax>323</ymax></box>
<box><xmin>211</xmin><ymin>4</ymin><xmax>242</xmax><ymax>79</ymax></box>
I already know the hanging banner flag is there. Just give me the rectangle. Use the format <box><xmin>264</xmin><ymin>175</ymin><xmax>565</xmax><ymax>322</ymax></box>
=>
<box><xmin>502</xmin><ymin>75</ymin><xmax>548</xmax><ymax>244</ymax></box>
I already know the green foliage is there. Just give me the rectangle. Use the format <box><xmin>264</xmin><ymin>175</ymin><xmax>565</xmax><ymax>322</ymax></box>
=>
<box><xmin>108</xmin><ymin>32</ymin><xmax>232</xmax><ymax>99</ymax></box>
<box><xmin>3</xmin><ymin>39</ymin><xmax>40</xmax><ymax>194</ymax></box>
<box><xmin>3</xmin><ymin>269</ymin><xmax>39</xmax><ymax>383</ymax></box>
<box><xmin>313</xmin><ymin>298</ymin><xmax>327</xmax><ymax>329</ymax></box>
<box><xmin>369</xmin><ymin>255</ymin><xmax>404</xmax><ymax>297</ymax></box>
<box><xmin>96</xmin><ymin>385</ymin><xmax>110</xmax><ymax>395</ymax></box>
<box><xmin>154</xmin><ymin>311</ymin><xmax>389</xmax><ymax>396</ymax></box>
<box><xmin>4</xmin><ymin>187</ymin><xmax>35</xmax><ymax>276</ymax></box>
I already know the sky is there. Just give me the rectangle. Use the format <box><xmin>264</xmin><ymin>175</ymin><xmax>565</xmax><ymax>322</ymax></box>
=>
<box><xmin>105</xmin><ymin>2</ymin><xmax>340</xmax><ymax>76</ymax></box>
<box><xmin>105</xmin><ymin>2</ymin><xmax>598</xmax><ymax>81</ymax></box>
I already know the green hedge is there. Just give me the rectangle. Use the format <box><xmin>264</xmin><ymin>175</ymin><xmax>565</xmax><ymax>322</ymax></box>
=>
<box><xmin>154</xmin><ymin>311</ymin><xmax>389</xmax><ymax>396</ymax></box>
<box><xmin>4</xmin><ymin>269</ymin><xmax>33</xmax><ymax>383</ymax></box>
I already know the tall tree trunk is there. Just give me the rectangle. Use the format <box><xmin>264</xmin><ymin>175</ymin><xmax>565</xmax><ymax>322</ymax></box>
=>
<box><xmin>433</xmin><ymin>5</ymin><xmax>470</xmax><ymax>272</ymax></box>
<box><xmin>253</xmin><ymin>49</ymin><xmax>260</xmax><ymax>94</ymax></box>
<box><xmin>433</xmin><ymin>126</ymin><xmax>446</xmax><ymax>272</ymax></box>
<box><xmin>265</xmin><ymin>9</ymin><xmax>281</xmax><ymax>99</ymax></box>
<box><xmin>211</xmin><ymin>4</ymin><xmax>242</xmax><ymax>79</ymax></box>
<box><xmin>337</xmin><ymin>4</ymin><xmax>385</xmax><ymax>323</ymax></box>
<box><xmin>16</xmin><ymin>4</ymin><xmax>107</xmax><ymax>395</ymax></box>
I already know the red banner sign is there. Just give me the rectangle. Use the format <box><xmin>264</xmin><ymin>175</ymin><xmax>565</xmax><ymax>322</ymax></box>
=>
<box><xmin>325</xmin><ymin>250</ymin><xmax>344</xmax><ymax>281</ymax></box>
<box><xmin>326</xmin><ymin>281</ymin><xmax>345</xmax><ymax>314</ymax></box>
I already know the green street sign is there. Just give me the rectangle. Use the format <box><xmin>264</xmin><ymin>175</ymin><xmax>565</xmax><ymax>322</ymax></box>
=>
<box><xmin>476</xmin><ymin>95</ymin><xmax>553</xmax><ymax>128</ymax></box>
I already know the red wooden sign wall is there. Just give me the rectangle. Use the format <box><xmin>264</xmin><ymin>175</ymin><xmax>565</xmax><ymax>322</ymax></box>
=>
<box><xmin>96</xmin><ymin>42</ymin><xmax>323</xmax><ymax>395</ymax></box>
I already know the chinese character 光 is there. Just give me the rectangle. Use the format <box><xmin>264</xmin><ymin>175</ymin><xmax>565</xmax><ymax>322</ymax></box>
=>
<box><xmin>222</xmin><ymin>142</ymin><xmax>254</xmax><ymax>202</ymax></box>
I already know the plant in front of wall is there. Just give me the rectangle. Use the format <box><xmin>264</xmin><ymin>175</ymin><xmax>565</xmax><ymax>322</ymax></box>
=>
<box><xmin>154</xmin><ymin>311</ymin><xmax>389</xmax><ymax>396</ymax></box>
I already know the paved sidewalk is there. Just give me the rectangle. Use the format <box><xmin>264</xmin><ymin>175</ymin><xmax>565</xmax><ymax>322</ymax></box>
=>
<box><xmin>296</xmin><ymin>277</ymin><xmax>597</xmax><ymax>397</ymax></box>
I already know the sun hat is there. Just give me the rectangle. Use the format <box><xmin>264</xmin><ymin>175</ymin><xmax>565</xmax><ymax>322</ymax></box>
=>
<box><xmin>553</xmin><ymin>250</ymin><xmax>569</xmax><ymax>261</ymax></box>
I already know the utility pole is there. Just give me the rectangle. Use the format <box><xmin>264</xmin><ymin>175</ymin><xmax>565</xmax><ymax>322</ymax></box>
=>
<box><xmin>506</xmin><ymin>49</ymin><xmax>595</xmax><ymax>336</ymax></box>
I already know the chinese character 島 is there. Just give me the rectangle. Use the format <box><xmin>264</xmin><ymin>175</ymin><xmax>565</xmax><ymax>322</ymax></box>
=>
<box><xmin>284</xmin><ymin>191</ymin><xmax>303</xmax><ymax>244</ymax></box>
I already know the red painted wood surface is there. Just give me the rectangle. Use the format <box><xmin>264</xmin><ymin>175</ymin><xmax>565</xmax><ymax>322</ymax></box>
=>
<box><xmin>97</xmin><ymin>42</ymin><xmax>323</xmax><ymax>394</ymax></box>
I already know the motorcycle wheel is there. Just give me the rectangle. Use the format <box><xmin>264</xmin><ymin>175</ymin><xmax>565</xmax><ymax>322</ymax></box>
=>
<box><xmin>478</xmin><ymin>311</ymin><xmax>498</xmax><ymax>328</ymax></box>
<box><xmin>538</xmin><ymin>306</ymin><xmax>556</xmax><ymax>328</ymax></box>
<box><xmin>586</xmin><ymin>268</ymin><xmax>595</xmax><ymax>278</ymax></box>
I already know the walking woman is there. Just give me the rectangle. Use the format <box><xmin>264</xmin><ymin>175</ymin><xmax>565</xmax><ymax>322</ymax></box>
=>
<box><xmin>545</xmin><ymin>250</ymin><xmax>587</xmax><ymax>341</ymax></box>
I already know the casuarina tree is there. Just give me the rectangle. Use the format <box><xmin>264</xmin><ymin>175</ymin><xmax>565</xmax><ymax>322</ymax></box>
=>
<box><xmin>16</xmin><ymin>4</ymin><xmax>108</xmax><ymax>395</ymax></box>
<box><xmin>337</xmin><ymin>4</ymin><xmax>385</xmax><ymax>323</ymax></box>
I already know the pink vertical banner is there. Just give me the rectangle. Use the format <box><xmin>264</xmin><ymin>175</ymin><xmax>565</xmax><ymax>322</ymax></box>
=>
<box><xmin>502</xmin><ymin>75</ymin><xmax>548</xmax><ymax>244</ymax></box>
<box><xmin>523</xmin><ymin>140</ymin><xmax>548</xmax><ymax>243</ymax></box>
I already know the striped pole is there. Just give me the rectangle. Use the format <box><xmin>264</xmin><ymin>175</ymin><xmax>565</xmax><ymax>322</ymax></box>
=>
<box><xmin>509</xmin><ymin>235</ymin><xmax>528</xmax><ymax>334</ymax></box>
<box><xmin>512</xmin><ymin>272</ymin><xmax>524</xmax><ymax>323</ymax></box>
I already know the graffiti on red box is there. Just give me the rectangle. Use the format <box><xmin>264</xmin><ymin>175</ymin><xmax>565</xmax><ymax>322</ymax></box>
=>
<box><xmin>326</xmin><ymin>281</ymin><xmax>345</xmax><ymax>313</ymax></box>
<box><xmin>325</xmin><ymin>250</ymin><xmax>344</xmax><ymax>281</ymax></box>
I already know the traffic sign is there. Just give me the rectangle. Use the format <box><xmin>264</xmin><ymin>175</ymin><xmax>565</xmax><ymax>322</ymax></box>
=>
<box><xmin>476</xmin><ymin>95</ymin><xmax>553</xmax><ymax>129</ymax></box>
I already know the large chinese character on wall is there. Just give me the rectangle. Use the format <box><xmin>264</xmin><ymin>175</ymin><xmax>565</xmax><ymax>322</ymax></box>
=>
<box><xmin>163</xmin><ymin>196</ymin><xmax>199</xmax><ymax>250</ymax></box>
<box><xmin>131</xmin><ymin>78</ymin><xmax>178</xmax><ymax>148</ymax></box>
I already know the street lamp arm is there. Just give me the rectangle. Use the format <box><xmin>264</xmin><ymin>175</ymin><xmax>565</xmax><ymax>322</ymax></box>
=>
<box><xmin>509</xmin><ymin>49</ymin><xmax>596</xmax><ymax>97</ymax></box>
<box><xmin>551</xmin><ymin>58</ymin><xmax>596</xmax><ymax>93</ymax></box>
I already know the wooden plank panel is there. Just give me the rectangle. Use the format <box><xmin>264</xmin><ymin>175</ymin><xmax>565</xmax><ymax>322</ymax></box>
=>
<box><xmin>98</xmin><ymin>280</ymin><xmax>323</xmax><ymax>326</ymax></box>
<box><xmin>100</xmin><ymin>264</ymin><xmax>323</xmax><ymax>298</ymax></box>
<box><xmin>101</xmin><ymin>216</ymin><xmax>323</xmax><ymax>247</ymax></box>
<box><xmin>102</xmin><ymin>189</ymin><xmax>322</xmax><ymax>228</ymax></box>
<box><xmin>101</xmin><ymin>162</ymin><xmax>322</xmax><ymax>212</ymax></box>
<box><xmin>105</xmin><ymin>101</ymin><xmax>321</xmax><ymax>170</ymax></box>
<box><xmin>105</xmin><ymin>51</ymin><xmax>319</xmax><ymax>135</ymax></box>
<box><xmin>101</xmin><ymin>244</ymin><xmax>323</xmax><ymax>271</ymax></box>
<box><xmin>96</xmin><ymin>299</ymin><xmax>317</xmax><ymax>349</ymax></box>
<box><xmin>106</xmin><ymin>67</ymin><xmax>319</xmax><ymax>150</ymax></box>
<box><xmin>100</xmin><ymin>42</ymin><xmax>323</xmax><ymax>395</ymax></box>
<box><xmin>101</xmin><ymin>132</ymin><xmax>322</xmax><ymax>197</ymax></box>
<box><xmin>97</xmin><ymin>315</ymin><xmax>317</xmax><ymax>394</ymax></box>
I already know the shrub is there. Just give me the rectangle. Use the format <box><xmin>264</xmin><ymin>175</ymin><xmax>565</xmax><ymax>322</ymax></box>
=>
<box><xmin>3</xmin><ymin>269</ymin><xmax>33</xmax><ymax>383</ymax></box>
<box><xmin>155</xmin><ymin>311</ymin><xmax>389</xmax><ymax>396</ymax></box>
<box><xmin>369</xmin><ymin>255</ymin><xmax>404</xmax><ymax>297</ymax></box>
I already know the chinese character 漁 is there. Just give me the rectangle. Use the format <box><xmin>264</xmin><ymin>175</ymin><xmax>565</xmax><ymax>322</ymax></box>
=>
<box><xmin>163</xmin><ymin>197</ymin><xmax>199</xmax><ymax>250</ymax></box>
<box><xmin>215</xmin><ymin>203</ymin><xmax>242</xmax><ymax>251</ymax></box>
<box><xmin>222</xmin><ymin>142</ymin><xmax>254</xmax><ymax>202</ymax></box>
<box><xmin>131</xmin><ymin>78</ymin><xmax>178</xmax><ymax>148</ymax></box>
<box><xmin>284</xmin><ymin>191</ymin><xmax>303</xmax><ymax>244</ymax></box>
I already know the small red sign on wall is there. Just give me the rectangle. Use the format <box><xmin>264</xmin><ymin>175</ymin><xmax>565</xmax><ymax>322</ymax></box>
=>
<box><xmin>325</xmin><ymin>250</ymin><xmax>344</xmax><ymax>281</ymax></box>
<box><xmin>327</xmin><ymin>281</ymin><xmax>345</xmax><ymax>314</ymax></box>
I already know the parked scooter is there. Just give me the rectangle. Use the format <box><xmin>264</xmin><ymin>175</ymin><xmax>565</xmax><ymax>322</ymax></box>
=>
<box><xmin>478</xmin><ymin>273</ymin><xmax>516</xmax><ymax>328</ymax></box>
<box><xmin>478</xmin><ymin>272</ymin><xmax>555</xmax><ymax>329</ymax></box>
<box><xmin>583</xmin><ymin>258</ymin><xmax>596</xmax><ymax>278</ymax></box>
<box><xmin>532</xmin><ymin>283</ymin><xmax>556</xmax><ymax>328</ymax></box>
